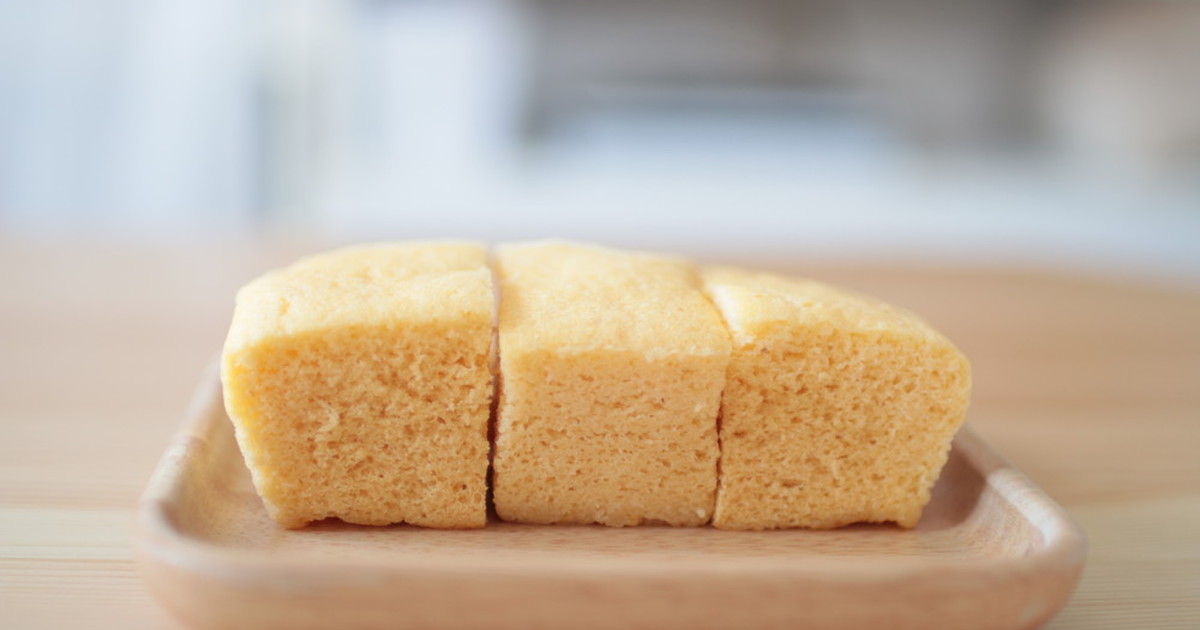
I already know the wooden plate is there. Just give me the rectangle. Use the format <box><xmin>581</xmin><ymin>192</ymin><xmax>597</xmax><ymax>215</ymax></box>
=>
<box><xmin>135</xmin><ymin>367</ymin><xmax>1086</xmax><ymax>630</ymax></box>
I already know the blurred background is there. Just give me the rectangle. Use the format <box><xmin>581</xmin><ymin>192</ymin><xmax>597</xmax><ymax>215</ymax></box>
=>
<box><xmin>2</xmin><ymin>0</ymin><xmax>1199</xmax><ymax>279</ymax></box>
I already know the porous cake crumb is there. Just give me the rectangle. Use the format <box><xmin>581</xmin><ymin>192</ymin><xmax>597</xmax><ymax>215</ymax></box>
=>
<box><xmin>702</xmin><ymin>267</ymin><xmax>971</xmax><ymax>530</ymax></box>
<box><xmin>222</xmin><ymin>242</ymin><xmax>494</xmax><ymax>529</ymax></box>
<box><xmin>492</xmin><ymin>241</ymin><xmax>731</xmax><ymax>527</ymax></box>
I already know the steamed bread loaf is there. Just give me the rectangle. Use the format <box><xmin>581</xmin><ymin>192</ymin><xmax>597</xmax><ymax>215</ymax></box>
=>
<box><xmin>221</xmin><ymin>242</ymin><xmax>494</xmax><ymax>529</ymax></box>
<box><xmin>701</xmin><ymin>267</ymin><xmax>971</xmax><ymax>530</ymax></box>
<box><xmin>491</xmin><ymin>241</ymin><xmax>730</xmax><ymax>527</ymax></box>
<box><xmin>220</xmin><ymin>239</ymin><xmax>971</xmax><ymax>531</ymax></box>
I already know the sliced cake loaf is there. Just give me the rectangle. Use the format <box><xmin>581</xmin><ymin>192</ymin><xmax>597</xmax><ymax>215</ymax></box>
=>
<box><xmin>492</xmin><ymin>241</ymin><xmax>730</xmax><ymax>527</ymax></box>
<box><xmin>702</xmin><ymin>267</ymin><xmax>971</xmax><ymax>530</ymax></box>
<box><xmin>221</xmin><ymin>242</ymin><xmax>494</xmax><ymax>528</ymax></box>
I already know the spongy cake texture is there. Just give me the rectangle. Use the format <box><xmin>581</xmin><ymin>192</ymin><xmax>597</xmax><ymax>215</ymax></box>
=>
<box><xmin>222</xmin><ymin>242</ymin><xmax>494</xmax><ymax>529</ymax></box>
<box><xmin>492</xmin><ymin>241</ymin><xmax>731</xmax><ymax>526</ymax></box>
<box><xmin>702</xmin><ymin>267</ymin><xmax>971</xmax><ymax>530</ymax></box>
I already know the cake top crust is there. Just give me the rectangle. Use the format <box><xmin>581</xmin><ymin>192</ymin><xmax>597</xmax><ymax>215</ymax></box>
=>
<box><xmin>226</xmin><ymin>241</ymin><xmax>491</xmax><ymax>352</ymax></box>
<box><xmin>703</xmin><ymin>266</ymin><xmax>953</xmax><ymax>347</ymax></box>
<box><xmin>497</xmin><ymin>241</ymin><xmax>730</xmax><ymax>360</ymax></box>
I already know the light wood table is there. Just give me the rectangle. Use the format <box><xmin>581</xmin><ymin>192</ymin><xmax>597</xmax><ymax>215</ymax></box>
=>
<box><xmin>2</xmin><ymin>238</ymin><xmax>1197</xmax><ymax>629</ymax></box>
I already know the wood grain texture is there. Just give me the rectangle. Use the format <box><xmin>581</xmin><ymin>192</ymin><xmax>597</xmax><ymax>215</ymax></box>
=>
<box><xmin>134</xmin><ymin>369</ymin><xmax>1084</xmax><ymax>630</ymax></box>
<box><xmin>1</xmin><ymin>238</ymin><xmax>1197</xmax><ymax>629</ymax></box>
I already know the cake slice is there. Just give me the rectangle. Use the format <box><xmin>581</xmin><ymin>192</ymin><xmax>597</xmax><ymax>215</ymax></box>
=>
<box><xmin>492</xmin><ymin>241</ymin><xmax>730</xmax><ymax>526</ymax></box>
<box><xmin>221</xmin><ymin>242</ymin><xmax>494</xmax><ymax>528</ymax></box>
<box><xmin>702</xmin><ymin>267</ymin><xmax>971</xmax><ymax>530</ymax></box>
